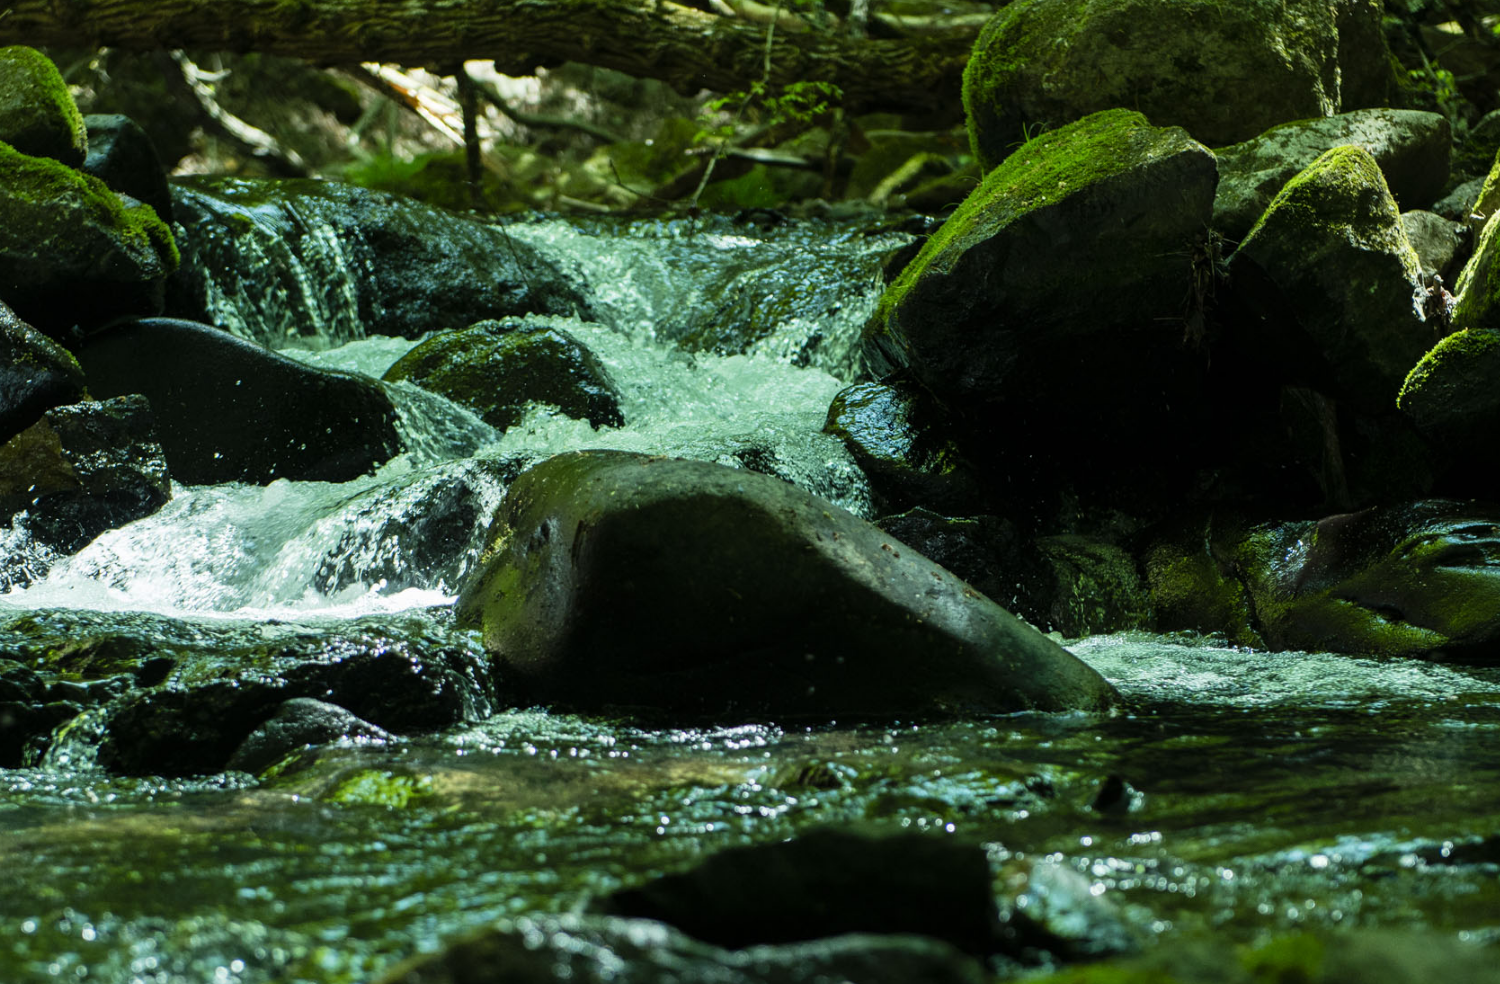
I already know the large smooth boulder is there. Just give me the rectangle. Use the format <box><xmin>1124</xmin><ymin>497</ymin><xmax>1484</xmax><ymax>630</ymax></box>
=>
<box><xmin>0</xmin><ymin>46</ymin><xmax>86</xmax><ymax>166</ymax></box>
<box><xmin>1213</xmin><ymin>109</ymin><xmax>1451</xmax><ymax>242</ymax></box>
<box><xmin>865</xmin><ymin>109</ymin><xmax>1215</xmax><ymax>458</ymax></box>
<box><xmin>456</xmin><ymin>451</ymin><xmax>1118</xmax><ymax>719</ymax></box>
<box><xmin>169</xmin><ymin>177</ymin><xmax>591</xmax><ymax>346</ymax></box>
<box><xmin>963</xmin><ymin>0</ymin><xmax>1391</xmax><ymax>170</ymax></box>
<box><xmin>383</xmin><ymin>318</ymin><xmax>623</xmax><ymax>433</ymax></box>
<box><xmin>0</xmin><ymin>299</ymin><xmax>85</xmax><ymax>443</ymax></box>
<box><xmin>76</xmin><ymin>317</ymin><xmax>402</xmax><ymax>485</ymax></box>
<box><xmin>0</xmin><ymin>140</ymin><xmax>178</xmax><ymax>335</ymax></box>
<box><xmin>1229</xmin><ymin>145</ymin><xmax>1432</xmax><ymax>413</ymax></box>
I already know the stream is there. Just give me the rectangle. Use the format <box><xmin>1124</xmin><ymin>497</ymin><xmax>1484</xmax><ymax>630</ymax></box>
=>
<box><xmin>2</xmin><ymin>193</ymin><xmax>1498</xmax><ymax>983</ymax></box>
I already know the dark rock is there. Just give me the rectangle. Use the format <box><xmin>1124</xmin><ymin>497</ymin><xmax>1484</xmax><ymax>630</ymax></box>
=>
<box><xmin>168</xmin><ymin>177</ymin><xmax>591</xmax><ymax>346</ymax></box>
<box><xmin>1212</xmin><ymin>109</ymin><xmax>1451</xmax><ymax>244</ymax></box>
<box><xmin>1401</xmin><ymin>210</ymin><xmax>1465</xmax><ymax>284</ymax></box>
<box><xmin>1229</xmin><ymin>145</ymin><xmax>1433</xmax><ymax>414</ymax></box>
<box><xmin>0</xmin><ymin>298</ymin><xmax>85</xmax><ymax>443</ymax></box>
<box><xmin>599</xmin><ymin>829</ymin><xmax>1002</xmax><ymax>955</ymax></box>
<box><xmin>823</xmin><ymin>380</ymin><xmax>979</xmax><ymax>515</ymax></box>
<box><xmin>0</xmin><ymin>658</ymin><xmax>81</xmax><ymax>768</ymax></box>
<box><xmin>383</xmin><ymin>318</ymin><xmax>623</xmax><ymax>433</ymax></box>
<box><xmin>0</xmin><ymin>395</ymin><xmax>172</xmax><ymax>556</ymax></box>
<box><xmin>963</xmin><ymin>0</ymin><xmax>1390</xmax><ymax>169</ymax></box>
<box><xmin>1434</xmin><ymin>175</ymin><xmax>1486</xmax><ymax>224</ymax></box>
<box><xmin>375</xmin><ymin>914</ymin><xmax>987</xmax><ymax>984</ymax></box>
<box><xmin>1234</xmin><ymin>500</ymin><xmax>1500</xmax><ymax>659</ymax></box>
<box><xmin>874</xmin><ymin>508</ymin><xmax>1048</xmax><ymax>617</ymax></box>
<box><xmin>0</xmin><ymin>46</ymin><xmax>87</xmax><ymax>166</ymax></box>
<box><xmin>0</xmin><ymin>140</ymin><xmax>178</xmax><ymax>336</ymax></box>
<box><xmin>76</xmin><ymin>317</ymin><xmax>402</xmax><ymax>485</ymax></box>
<box><xmin>1034</xmin><ymin>535</ymin><xmax>1152</xmax><ymax>638</ymax></box>
<box><xmin>82</xmin><ymin>113</ymin><xmax>173</xmax><ymax>224</ymax></box>
<box><xmin>1396</xmin><ymin>327</ymin><xmax>1500</xmax><ymax>492</ymax></box>
<box><xmin>455</xmin><ymin>451</ymin><xmax>1117</xmax><ymax>719</ymax></box>
<box><xmin>226</xmin><ymin>697</ymin><xmax>392</xmax><ymax>775</ymax></box>
<box><xmin>1452</xmin><ymin>108</ymin><xmax>1500</xmax><ymax>179</ymax></box>
<box><xmin>1141</xmin><ymin>513</ymin><xmax>1263</xmax><ymax>648</ymax></box>
<box><xmin>866</xmin><ymin>110</ymin><xmax>1215</xmax><ymax>464</ymax></box>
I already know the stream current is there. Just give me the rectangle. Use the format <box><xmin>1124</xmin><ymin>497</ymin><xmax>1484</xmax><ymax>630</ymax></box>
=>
<box><xmin>1</xmin><ymin>200</ymin><xmax>1498</xmax><ymax>982</ymax></box>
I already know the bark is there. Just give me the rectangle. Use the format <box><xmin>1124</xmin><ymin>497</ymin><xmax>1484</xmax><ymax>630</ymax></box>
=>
<box><xmin>0</xmin><ymin>0</ymin><xmax>972</xmax><ymax>118</ymax></box>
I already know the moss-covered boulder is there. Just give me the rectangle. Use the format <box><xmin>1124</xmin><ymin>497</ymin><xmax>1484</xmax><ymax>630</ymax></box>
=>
<box><xmin>1141</xmin><ymin>512</ymin><xmax>1263</xmax><ymax>648</ymax></box>
<box><xmin>0</xmin><ymin>139</ymin><xmax>177</xmax><ymax>336</ymax></box>
<box><xmin>1213</xmin><ymin>109</ymin><xmax>1451</xmax><ymax>243</ymax></box>
<box><xmin>865</xmin><ymin>109</ymin><xmax>1215</xmax><ymax>459</ymax></box>
<box><xmin>76</xmin><ymin>317</ymin><xmax>402</xmax><ymax>485</ymax></box>
<box><xmin>1229</xmin><ymin>145</ymin><xmax>1432</xmax><ymax>413</ymax></box>
<box><xmin>1035</xmin><ymin>535</ymin><xmax>1153</xmax><ymax>638</ymax></box>
<box><xmin>963</xmin><ymin>0</ymin><xmax>1391</xmax><ymax>171</ymax></box>
<box><xmin>82</xmin><ymin>113</ymin><xmax>173</xmax><ymax>225</ymax></box>
<box><xmin>1234</xmin><ymin>500</ymin><xmax>1500</xmax><ymax>660</ymax></box>
<box><xmin>456</xmin><ymin>451</ymin><xmax>1118</xmax><ymax>720</ymax></box>
<box><xmin>0</xmin><ymin>46</ymin><xmax>86</xmax><ymax>167</ymax></box>
<box><xmin>823</xmin><ymin>380</ymin><xmax>979</xmax><ymax>515</ymax></box>
<box><xmin>1396</xmin><ymin>328</ymin><xmax>1500</xmax><ymax>491</ymax></box>
<box><xmin>1449</xmin><ymin>189</ymin><xmax>1500</xmax><ymax>333</ymax></box>
<box><xmin>0</xmin><ymin>394</ymin><xmax>171</xmax><ymax>559</ymax></box>
<box><xmin>0</xmin><ymin>299</ymin><xmax>85</xmax><ymax>444</ymax></box>
<box><xmin>383</xmin><ymin>318</ymin><xmax>623</xmax><ymax>433</ymax></box>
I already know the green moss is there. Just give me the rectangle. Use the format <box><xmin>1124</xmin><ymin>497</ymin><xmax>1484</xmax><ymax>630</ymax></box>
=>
<box><xmin>1239</xmin><ymin>145</ymin><xmax>1409</xmax><ymax>260</ymax></box>
<box><xmin>322</xmin><ymin>769</ymin><xmax>434</xmax><ymax>809</ymax></box>
<box><xmin>0</xmin><ymin>45</ymin><xmax>87</xmax><ymax>163</ymax></box>
<box><xmin>1397</xmin><ymin>328</ymin><xmax>1500</xmax><ymax>412</ymax></box>
<box><xmin>1451</xmin><ymin>206</ymin><xmax>1500</xmax><ymax>333</ymax></box>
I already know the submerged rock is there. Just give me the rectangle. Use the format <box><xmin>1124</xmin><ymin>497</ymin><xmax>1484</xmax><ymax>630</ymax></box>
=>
<box><xmin>963</xmin><ymin>0</ymin><xmax>1389</xmax><ymax>169</ymax></box>
<box><xmin>1213</xmin><ymin>109</ymin><xmax>1451</xmax><ymax>243</ymax></box>
<box><xmin>0</xmin><ymin>299</ymin><xmax>85</xmax><ymax>443</ymax></box>
<box><xmin>76</xmin><ymin>317</ymin><xmax>402</xmax><ymax>485</ymax></box>
<box><xmin>456</xmin><ymin>451</ymin><xmax>1117</xmax><ymax>719</ymax></box>
<box><xmin>226</xmin><ymin>697</ymin><xmax>392</xmax><ymax>776</ymax></box>
<box><xmin>0</xmin><ymin>45</ymin><xmax>87</xmax><ymax>166</ymax></box>
<box><xmin>82</xmin><ymin>113</ymin><xmax>173</xmax><ymax>224</ymax></box>
<box><xmin>383</xmin><ymin>318</ymin><xmax>623</xmax><ymax>433</ymax></box>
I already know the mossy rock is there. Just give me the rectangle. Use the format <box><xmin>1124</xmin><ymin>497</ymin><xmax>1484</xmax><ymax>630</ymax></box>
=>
<box><xmin>82</xmin><ymin>114</ymin><xmax>174</xmax><ymax>224</ymax></box>
<box><xmin>1230</xmin><ymin>145</ymin><xmax>1431</xmax><ymax>414</ymax></box>
<box><xmin>1396</xmin><ymin>327</ymin><xmax>1500</xmax><ymax>491</ymax></box>
<box><xmin>963</xmin><ymin>0</ymin><xmax>1391</xmax><ymax>171</ymax></box>
<box><xmin>456</xmin><ymin>451</ymin><xmax>1118</xmax><ymax>720</ymax></box>
<box><xmin>1450</xmin><ymin>190</ymin><xmax>1500</xmax><ymax>332</ymax></box>
<box><xmin>383</xmin><ymin>318</ymin><xmax>623</xmax><ymax>434</ymax></box>
<box><xmin>0</xmin><ymin>46</ymin><xmax>87</xmax><ymax>167</ymax></box>
<box><xmin>1141</xmin><ymin>512</ymin><xmax>1262</xmax><ymax>647</ymax></box>
<box><xmin>1035</xmin><ymin>535</ymin><xmax>1152</xmax><ymax>637</ymax></box>
<box><xmin>0</xmin><ymin>139</ymin><xmax>177</xmax><ymax>335</ymax></box>
<box><xmin>0</xmin><ymin>299</ymin><xmax>85</xmax><ymax>444</ymax></box>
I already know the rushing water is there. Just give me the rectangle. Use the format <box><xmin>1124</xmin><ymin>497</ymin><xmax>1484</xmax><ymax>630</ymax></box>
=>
<box><xmin>2</xmin><ymin>198</ymin><xmax>1498</xmax><ymax>983</ymax></box>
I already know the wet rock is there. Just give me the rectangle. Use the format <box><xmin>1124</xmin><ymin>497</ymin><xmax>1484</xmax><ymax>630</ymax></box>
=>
<box><xmin>995</xmin><ymin>856</ymin><xmax>1140</xmax><ymax>961</ymax></box>
<box><xmin>0</xmin><ymin>658</ymin><xmax>83</xmax><ymax>768</ymax></box>
<box><xmin>1212</xmin><ymin>109</ymin><xmax>1451</xmax><ymax>243</ymax></box>
<box><xmin>75</xmin><ymin>317</ymin><xmax>402</xmax><ymax>485</ymax></box>
<box><xmin>599</xmin><ymin>828</ymin><xmax>1002</xmax><ymax>954</ymax></box>
<box><xmin>1229</xmin><ymin>145</ymin><xmax>1432</xmax><ymax>414</ymax></box>
<box><xmin>823</xmin><ymin>379</ymin><xmax>979</xmax><ymax>515</ymax></box>
<box><xmin>383</xmin><ymin>318</ymin><xmax>623</xmax><ymax>433</ymax></box>
<box><xmin>1141</xmin><ymin>513</ymin><xmax>1263</xmax><ymax>648</ymax></box>
<box><xmin>1396</xmin><ymin>328</ymin><xmax>1500</xmax><ymax>492</ymax></box>
<box><xmin>82</xmin><ymin>113</ymin><xmax>173</xmax><ymax>224</ymax></box>
<box><xmin>874</xmin><ymin>508</ymin><xmax>1049</xmax><ymax>618</ymax></box>
<box><xmin>0</xmin><ymin>45</ymin><xmax>87</xmax><ymax>166</ymax></box>
<box><xmin>963</xmin><ymin>0</ymin><xmax>1390</xmax><ymax>169</ymax></box>
<box><xmin>1234</xmin><ymin>500</ymin><xmax>1500</xmax><ymax>659</ymax></box>
<box><xmin>0</xmin><ymin>394</ymin><xmax>171</xmax><ymax>556</ymax></box>
<box><xmin>376</xmin><ymin>913</ymin><xmax>987</xmax><ymax>984</ymax></box>
<box><xmin>1400</xmin><ymin>210</ymin><xmax>1464</xmax><ymax>284</ymax></box>
<box><xmin>866</xmin><ymin>110</ymin><xmax>1215</xmax><ymax>462</ymax></box>
<box><xmin>0</xmin><ymin>140</ymin><xmax>178</xmax><ymax>336</ymax></box>
<box><xmin>169</xmin><ymin>177</ymin><xmax>590</xmax><ymax>346</ymax></box>
<box><xmin>456</xmin><ymin>451</ymin><xmax>1117</xmax><ymax>719</ymax></box>
<box><xmin>0</xmin><ymin>299</ymin><xmax>85</xmax><ymax>443</ymax></box>
<box><xmin>1035</xmin><ymin>535</ymin><xmax>1152</xmax><ymax>638</ymax></box>
<box><xmin>226</xmin><ymin>697</ymin><xmax>392</xmax><ymax>775</ymax></box>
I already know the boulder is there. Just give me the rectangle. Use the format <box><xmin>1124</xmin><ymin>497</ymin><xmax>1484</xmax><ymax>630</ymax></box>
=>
<box><xmin>874</xmin><ymin>508</ymin><xmax>1051</xmax><ymax>622</ymax></box>
<box><xmin>0</xmin><ymin>46</ymin><xmax>86</xmax><ymax>166</ymax></box>
<box><xmin>1034</xmin><ymin>535</ymin><xmax>1153</xmax><ymax>637</ymax></box>
<box><xmin>963</xmin><ymin>0</ymin><xmax>1391</xmax><ymax>170</ymax></box>
<box><xmin>1397</xmin><ymin>327</ymin><xmax>1500</xmax><ymax>491</ymax></box>
<box><xmin>75</xmin><ymin>317</ymin><xmax>403</xmax><ymax>485</ymax></box>
<box><xmin>82</xmin><ymin>113</ymin><xmax>173</xmax><ymax>224</ymax></box>
<box><xmin>1400</xmin><ymin>210</ymin><xmax>1464</xmax><ymax>284</ymax></box>
<box><xmin>1212</xmin><ymin>109</ymin><xmax>1451</xmax><ymax>243</ymax></box>
<box><xmin>383</xmin><ymin>318</ymin><xmax>623</xmax><ymax>433</ymax></box>
<box><xmin>226</xmin><ymin>697</ymin><xmax>392</xmax><ymax>776</ymax></box>
<box><xmin>865</xmin><ymin>109</ymin><xmax>1215</xmax><ymax>460</ymax></box>
<box><xmin>169</xmin><ymin>177</ymin><xmax>591</xmax><ymax>346</ymax></box>
<box><xmin>0</xmin><ymin>299</ymin><xmax>85</xmax><ymax>443</ymax></box>
<box><xmin>0</xmin><ymin>658</ymin><xmax>88</xmax><ymax>768</ymax></box>
<box><xmin>1449</xmin><ymin>194</ymin><xmax>1500</xmax><ymax>333</ymax></box>
<box><xmin>0</xmin><ymin>140</ymin><xmax>178</xmax><ymax>336</ymax></box>
<box><xmin>0</xmin><ymin>394</ymin><xmax>172</xmax><ymax>556</ymax></box>
<box><xmin>1229</xmin><ymin>145</ymin><xmax>1432</xmax><ymax>413</ymax></box>
<box><xmin>455</xmin><ymin>451</ymin><xmax>1117</xmax><ymax>719</ymax></box>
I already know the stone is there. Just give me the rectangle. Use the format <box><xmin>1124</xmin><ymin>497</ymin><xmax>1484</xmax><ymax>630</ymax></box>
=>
<box><xmin>1397</xmin><ymin>327</ymin><xmax>1500</xmax><ymax>492</ymax></box>
<box><xmin>1035</xmin><ymin>535</ymin><xmax>1153</xmax><ymax>637</ymax></box>
<box><xmin>0</xmin><ymin>140</ymin><xmax>178</xmax><ymax>336</ymax></box>
<box><xmin>1449</xmin><ymin>198</ymin><xmax>1500</xmax><ymax>334</ymax></box>
<box><xmin>1212</xmin><ymin>109</ymin><xmax>1451</xmax><ymax>243</ymax></box>
<box><xmin>226</xmin><ymin>697</ymin><xmax>393</xmax><ymax>775</ymax></box>
<box><xmin>874</xmin><ymin>508</ymin><xmax>1049</xmax><ymax>619</ymax></box>
<box><xmin>383</xmin><ymin>318</ymin><xmax>623</xmax><ymax>433</ymax></box>
<box><xmin>75</xmin><ymin>317</ymin><xmax>403</xmax><ymax>485</ymax></box>
<box><xmin>963</xmin><ymin>0</ymin><xmax>1391</xmax><ymax>170</ymax></box>
<box><xmin>865</xmin><ymin>110</ymin><xmax>1215</xmax><ymax>460</ymax></box>
<box><xmin>1400</xmin><ymin>210</ymin><xmax>1464</xmax><ymax>284</ymax></box>
<box><xmin>0</xmin><ymin>395</ymin><xmax>172</xmax><ymax>555</ymax></box>
<box><xmin>1229</xmin><ymin>145</ymin><xmax>1433</xmax><ymax>413</ymax></box>
<box><xmin>456</xmin><ymin>451</ymin><xmax>1118</xmax><ymax>719</ymax></box>
<box><xmin>0</xmin><ymin>299</ymin><xmax>85</xmax><ymax>444</ymax></box>
<box><xmin>0</xmin><ymin>658</ymin><xmax>85</xmax><ymax>768</ymax></box>
<box><xmin>82</xmin><ymin>113</ymin><xmax>173</xmax><ymax>225</ymax></box>
<box><xmin>0</xmin><ymin>46</ymin><xmax>86</xmax><ymax>166</ymax></box>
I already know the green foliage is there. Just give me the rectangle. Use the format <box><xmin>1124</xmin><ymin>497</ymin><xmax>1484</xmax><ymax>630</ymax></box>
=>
<box><xmin>697</xmin><ymin>80</ymin><xmax>843</xmax><ymax>144</ymax></box>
